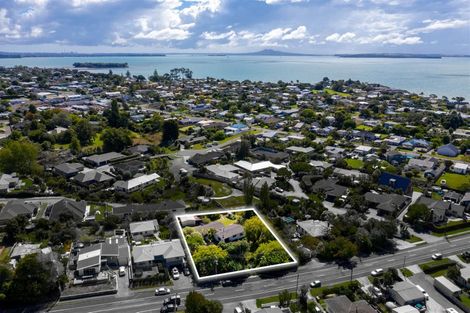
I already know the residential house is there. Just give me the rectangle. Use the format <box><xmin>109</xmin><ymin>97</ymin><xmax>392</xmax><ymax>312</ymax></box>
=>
<box><xmin>401</xmin><ymin>139</ymin><xmax>430</xmax><ymax>150</ymax></box>
<box><xmin>111</xmin><ymin>200</ymin><xmax>186</xmax><ymax>219</ymax></box>
<box><xmin>234</xmin><ymin>160</ymin><xmax>285</xmax><ymax>174</ymax></box>
<box><xmin>9</xmin><ymin>243</ymin><xmax>41</xmax><ymax>261</ymax></box>
<box><xmin>0</xmin><ymin>173</ymin><xmax>21</xmax><ymax>192</ymax></box>
<box><xmin>188</xmin><ymin>151</ymin><xmax>225</xmax><ymax>167</ymax></box>
<box><xmin>72</xmin><ymin>168</ymin><xmax>114</xmax><ymax>186</ymax></box>
<box><xmin>324</xmin><ymin>146</ymin><xmax>346</xmax><ymax>159</ymax></box>
<box><xmin>434</xmin><ymin>276</ymin><xmax>462</xmax><ymax>298</ymax></box>
<box><xmin>333</xmin><ymin>168</ymin><xmax>369</xmax><ymax>181</ymax></box>
<box><xmin>354</xmin><ymin>145</ymin><xmax>374</xmax><ymax>156</ymax></box>
<box><xmin>385</xmin><ymin>151</ymin><xmax>408</xmax><ymax>165</ymax></box>
<box><xmin>364</xmin><ymin>192</ymin><xmax>410</xmax><ymax>216</ymax></box>
<box><xmin>113</xmin><ymin>173</ymin><xmax>160</xmax><ymax>193</ymax></box>
<box><xmin>461</xmin><ymin>192</ymin><xmax>470</xmax><ymax>208</ymax></box>
<box><xmin>251</xmin><ymin>147</ymin><xmax>289</xmax><ymax>163</ymax></box>
<box><xmin>44</xmin><ymin>199</ymin><xmax>87</xmax><ymax>223</ymax></box>
<box><xmin>129</xmin><ymin>220</ymin><xmax>159</xmax><ymax>240</ymax></box>
<box><xmin>457</xmin><ymin>267</ymin><xmax>470</xmax><ymax>288</ymax></box>
<box><xmin>311</xmin><ymin>179</ymin><xmax>348</xmax><ymax>202</ymax></box>
<box><xmin>127</xmin><ymin>144</ymin><xmax>151</xmax><ymax>155</ymax></box>
<box><xmin>224</xmin><ymin>123</ymin><xmax>249</xmax><ymax>134</ymax></box>
<box><xmin>132</xmin><ymin>239</ymin><xmax>185</xmax><ymax>270</ymax></box>
<box><xmin>54</xmin><ymin>163</ymin><xmax>84</xmax><ymax>178</ymax></box>
<box><xmin>405</xmin><ymin>158</ymin><xmax>436</xmax><ymax>172</ymax></box>
<box><xmin>0</xmin><ymin>200</ymin><xmax>38</xmax><ymax>226</ymax></box>
<box><xmin>75</xmin><ymin>236</ymin><xmax>130</xmax><ymax>277</ymax></box>
<box><xmin>443</xmin><ymin>191</ymin><xmax>463</xmax><ymax>204</ymax></box>
<box><xmin>389</xmin><ymin>281</ymin><xmax>425</xmax><ymax>307</ymax></box>
<box><xmin>436</xmin><ymin>143</ymin><xmax>460</xmax><ymax>157</ymax></box>
<box><xmin>424</xmin><ymin>163</ymin><xmax>445</xmax><ymax>181</ymax></box>
<box><xmin>179</xmin><ymin>216</ymin><xmax>201</xmax><ymax>227</ymax></box>
<box><xmin>378</xmin><ymin>172</ymin><xmax>412</xmax><ymax>195</ymax></box>
<box><xmin>83</xmin><ymin>152</ymin><xmax>125</xmax><ymax>167</ymax></box>
<box><xmin>450</xmin><ymin>162</ymin><xmax>469</xmax><ymax>174</ymax></box>
<box><xmin>325</xmin><ymin>295</ymin><xmax>376</xmax><ymax>313</ymax></box>
<box><xmin>214</xmin><ymin>224</ymin><xmax>244</xmax><ymax>243</ymax></box>
<box><xmin>296</xmin><ymin>220</ymin><xmax>330</xmax><ymax>238</ymax></box>
<box><xmin>113</xmin><ymin>160</ymin><xmax>146</xmax><ymax>177</ymax></box>
<box><xmin>416</xmin><ymin>196</ymin><xmax>465</xmax><ymax>222</ymax></box>
<box><xmin>286</xmin><ymin>146</ymin><xmax>315</xmax><ymax>156</ymax></box>
<box><xmin>205</xmin><ymin>164</ymin><xmax>241</xmax><ymax>183</ymax></box>
<box><xmin>392</xmin><ymin>306</ymin><xmax>420</xmax><ymax>313</ymax></box>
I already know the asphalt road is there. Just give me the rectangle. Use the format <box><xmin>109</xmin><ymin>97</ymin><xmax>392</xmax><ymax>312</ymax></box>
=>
<box><xmin>49</xmin><ymin>234</ymin><xmax>470</xmax><ymax>313</ymax></box>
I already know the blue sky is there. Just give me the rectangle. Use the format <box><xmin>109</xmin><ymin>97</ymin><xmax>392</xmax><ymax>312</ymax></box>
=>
<box><xmin>0</xmin><ymin>0</ymin><xmax>469</xmax><ymax>54</ymax></box>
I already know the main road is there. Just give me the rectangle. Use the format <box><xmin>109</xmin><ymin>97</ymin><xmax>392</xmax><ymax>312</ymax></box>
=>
<box><xmin>49</xmin><ymin>234</ymin><xmax>470</xmax><ymax>313</ymax></box>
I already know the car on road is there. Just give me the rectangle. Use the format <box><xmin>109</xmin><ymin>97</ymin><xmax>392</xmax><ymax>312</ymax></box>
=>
<box><xmin>118</xmin><ymin>266</ymin><xmax>126</xmax><ymax>276</ymax></box>
<box><xmin>172</xmin><ymin>267</ymin><xmax>180</xmax><ymax>280</ymax></box>
<box><xmin>371</xmin><ymin>268</ymin><xmax>384</xmax><ymax>276</ymax></box>
<box><xmin>163</xmin><ymin>295</ymin><xmax>181</xmax><ymax>306</ymax></box>
<box><xmin>432</xmin><ymin>253</ymin><xmax>443</xmax><ymax>260</ymax></box>
<box><xmin>221</xmin><ymin>279</ymin><xmax>236</xmax><ymax>287</ymax></box>
<box><xmin>445</xmin><ymin>309</ymin><xmax>458</xmax><ymax>313</ymax></box>
<box><xmin>160</xmin><ymin>304</ymin><xmax>177</xmax><ymax>313</ymax></box>
<box><xmin>310</xmin><ymin>280</ymin><xmax>321</xmax><ymax>288</ymax></box>
<box><xmin>275</xmin><ymin>187</ymin><xmax>284</xmax><ymax>193</ymax></box>
<box><xmin>155</xmin><ymin>287</ymin><xmax>171</xmax><ymax>296</ymax></box>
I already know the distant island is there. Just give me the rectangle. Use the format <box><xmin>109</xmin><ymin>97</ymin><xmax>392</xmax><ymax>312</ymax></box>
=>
<box><xmin>73</xmin><ymin>62</ymin><xmax>129</xmax><ymax>68</ymax></box>
<box><xmin>335</xmin><ymin>53</ymin><xmax>442</xmax><ymax>59</ymax></box>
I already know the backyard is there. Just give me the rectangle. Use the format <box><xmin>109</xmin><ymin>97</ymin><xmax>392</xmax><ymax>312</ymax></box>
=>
<box><xmin>192</xmin><ymin>178</ymin><xmax>232</xmax><ymax>197</ymax></box>
<box><xmin>438</xmin><ymin>172</ymin><xmax>470</xmax><ymax>191</ymax></box>
<box><xmin>345</xmin><ymin>158</ymin><xmax>364</xmax><ymax>169</ymax></box>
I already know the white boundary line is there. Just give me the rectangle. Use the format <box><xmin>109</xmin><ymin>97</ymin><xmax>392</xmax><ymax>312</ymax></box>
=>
<box><xmin>174</xmin><ymin>207</ymin><xmax>298</xmax><ymax>283</ymax></box>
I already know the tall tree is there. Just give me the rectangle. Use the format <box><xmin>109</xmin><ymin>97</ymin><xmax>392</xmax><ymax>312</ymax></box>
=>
<box><xmin>259</xmin><ymin>182</ymin><xmax>271</xmax><ymax>210</ymax></box>
<box><xmin>161</xmin><ymin>119</ymin><xmax>179</xmax><ymax>145</ymax></box>
<box><xmin>185</xmin><ymin>291</ymin><xmax>223</xmax><ymax>313</ymax></box>
<box><xmin>243</xmin><ymin>177</ymin><xmax>255</xmax><ymax>205</ymax></box>
<box><xmin>102</xmin><ymin>128</ymin><xmax>132</xmax><ymax>152</ymax></box>
<box><xmin>74</xmin><ymin>119</ymin><xmax>93</xmax><ymax>145</ymax></box>
<box><xmin>0</xmin><ymin>140</ymin><xmax>41</xmax><ymax>175</ymax></box>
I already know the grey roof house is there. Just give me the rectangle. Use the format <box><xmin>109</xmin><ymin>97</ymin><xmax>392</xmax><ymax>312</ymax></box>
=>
<box><xmin>0</xmin><ymin>200</ymin><xmax>38</xmax><ymax>225</ymax></box>
<box><xmin>45</xmin><ymin>199</ymin><xmax>87</xmax><ymax>223</ymax></box>
<box><xmin>132</xmin><ymin>239</ymin><xmax>185</xmax><ymax>270</ymax></box>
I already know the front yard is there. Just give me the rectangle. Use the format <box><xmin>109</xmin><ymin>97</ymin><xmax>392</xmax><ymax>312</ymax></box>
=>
<box><xmin>192</xmin><ymin>178</ymin><xmax>232</xmax><ymax>197</ymax></box>
<box><xmin>345</xmin><ymin>158</ymin><xmax>364</xmax><ymax>169</ymax></box>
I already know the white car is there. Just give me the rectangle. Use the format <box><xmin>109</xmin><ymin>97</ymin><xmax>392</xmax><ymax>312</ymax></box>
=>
<box><xmin>155</xmin><ymin>287</ymin><xmax>171</xmax><ymax>296</ymax></box>
<box><xmin>371</xmin><ymin>268</ymin><xmax>384</xmax><ymax>276</ymax></box>
<box><xmin>416</xmin><ymin>285</ymin><xmax>429</xmax><ymax>300</ymax></box>
<box><xmin>118</xmin><ymin>266</ymin><xmax>126</xmax><ymax>276</ymax></box>
<box><xmin>172</xmin><ymin>267</ymin><xmax>180</xmax><ymax>280</ymax></box>
<box><xmin>310</xmin><ymin>280</ymin><xmax>321</xmax><ymax>288</ymax></box>
<box><xmin>369</xmin><ymin>286</ymin><xmax>383</xmax><ymax>297</ymax></box>
<box><xmin>432</xmin><ymin>253</ymin><xmax>443</xmax><ymax>260</ymax></box>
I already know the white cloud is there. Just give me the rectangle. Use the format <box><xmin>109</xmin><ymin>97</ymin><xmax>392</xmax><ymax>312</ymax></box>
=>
<box><xmin>70</xmin><ymin>0</ymin><xmax>115</xmax><ymax>7</ymax></box>
<box><xmin>30</xmin><ymin>26</ymin><xmax>43</xmax><ymax>37</ymax></box>
<box><xmin>134</xmin><ymin>28</ymin><xmax>191</xmax><ymax>41</ymax></box>
<box><xmin>181</xmin><ymin>0</ymin><xmax>222</xmax><ymax>18</ymax></box>
<box><xmin>261</xmin><ymin>0</ymin><xmax>309</xmax><ymax>4</ymax></box>
<box><xmin>201</xmin><ymin>30</ymin><xmax>235</xmax><ymax>40</ymax></box>
<box><xmin>325</xmin><ymin>32</ymin><xmax>356</xmax><ymax>43</ymax></box>
<box><xmin>409</xmin><ymin>19</ymin><xmax>470</xmax><ymax>34</ymax></box>
<box><xmin>282</xmin><ymin>26</ymin><xmax>308</xmax><ymax>40</ymax></box>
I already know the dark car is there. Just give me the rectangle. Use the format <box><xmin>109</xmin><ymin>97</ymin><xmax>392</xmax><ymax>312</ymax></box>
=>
<box><xmin>221</xmin><ymin>280</ymin><xmax>236</xmax><ymax>287</ymax></box>
<box><xmin>163</xmin><ymin>295</ymin><xmax>181</xmax><ymax>306</ymax></box>
<box><xmin>160</xmin><ymin>304</ymin><xmax>177</xmax><ymax>313</ymax></box>
<box><xmin>183</xmin><ymin>267</ymin><xmax>190</xmax><ymax>276</ymax></box>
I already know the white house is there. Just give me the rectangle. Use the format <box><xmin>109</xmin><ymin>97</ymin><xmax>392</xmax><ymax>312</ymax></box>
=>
<box><xmin>450</xmin><ymin>163</ymin><xmax>469</xmax><ymax>174</ymax></box>
<box><xmin>354</xmin><ymin>145</ymin><xmax>374</xmax><ymax>156</ymax></box>
<box><xmin>214</xmin><ymin>224</ymin><xmax>244</xmax><ymax>243</ymax></box>
<box><xmin>114</xmin><ymin>173</ymin><xmax>160</xmax><ymax>193</ymax></box>
<box><xmin>234</xmin><ymin>160</ymin><xmax>285</xmax><ymax>173</ymax></box>
<box><xmin>129</xmin><ymin>220</ymin><xmax>159</xmax><ymax>239</ymax></box>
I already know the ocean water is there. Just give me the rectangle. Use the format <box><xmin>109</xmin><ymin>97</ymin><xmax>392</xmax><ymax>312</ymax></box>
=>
<box><xmin>1</xmin><ymin>54</ymin><xmax>469</xmax><ymax>99</ymax></box>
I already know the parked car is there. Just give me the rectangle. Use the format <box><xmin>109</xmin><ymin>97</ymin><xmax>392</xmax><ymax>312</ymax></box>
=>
<box><xmin>445</xmin><ymin>309</ymin><xmax>458</xmax><ymax>313</ymax></box>
<box><xmin>172</xmin><ymin>267</ymin><xmax>180</xmax><ymax>280</ymax></box>
<box><xmin>183</xmin><ymin>267</ymin><xmax>190</xmax><ymax>276</ymax></box>
<box><xmin>371</xmin><ymin>268</ymin><xmax>384</xmax><ymax>276</ymax></box>
<box><xmin>369</xmin><ymin>286</ymin><xmax>383</xmax><ymax>298</ymax></box>
<box><xmin>221</xmin><ymin>279</ymin><xmax>236</xmax><ymax>287</ymax></box>
<box><xmin>155</xmin><ymin>287</ymin><xmax>171</xmax><ymax>296</ymax></box>
<box><xmin>118</xmin><ymin>266</ymin><xmax>126</xmax><ymax>276</ymax></box>
<box><xmin>310</xmin><ymin>280</ymin><xmax>321</xmax><ymax>288</ymax></box>
<box><xmin>416</xmin><ymin>285</ymin><xmax>429</xmax><ymax>300</ymax></box>
<box><xmin>432</xmin><ymin>253</ymin><xmax>443</xmax><ymax>260</ymax></box>
<box><xmin>160</xmin><ymin>304</ymin><xmax>177</xmax><ymax>313</ymax></box>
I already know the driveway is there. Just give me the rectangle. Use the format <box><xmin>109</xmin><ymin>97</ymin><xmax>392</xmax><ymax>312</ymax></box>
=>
<box><xmin>322</xmin><ymin>201</ymin><xmax>347</xmax><ymax>215</ymax></box>
<box><xmin>116</xmin><ymin>269</ymin><xmax>132</xmax><ymax>298</ymax></box>
<box><xmin>409</xmin><ymin>273</ymin><xmax>464</xmax><ymax>313</ymax></box>
<box><xmin>280</xmin><ymin>179</ymin><xmax>308</xmax><ymax>199</ymax></box>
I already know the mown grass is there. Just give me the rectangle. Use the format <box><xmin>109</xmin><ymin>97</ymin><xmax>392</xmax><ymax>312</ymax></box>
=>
<box><xmin>438</xmin><ymin>172</ymin><xmax>470</xmax><ymax>191</ymax></box>
<box><xmin>256</xmin><ymin>292</ymin><xmax>298</xmax><ymax>308</ymax></box>
<box><xmin>405</xmin><ymin>235</ymin><xmax>423</xmax><ymax>243</ymax></box>
<box><xmin>400</xmin><ymin>268</ymin><xmax>414</xmax><ymax>277</ymax></box>
<box><xmin>345</xmin><ymin>158</ymin><xmax>364</xmax><ymax>169</ymax></box>
<box><xmin>193</xmin><ymin>178</ymin><xmax>232</xmax><ymax>197</ymax></box>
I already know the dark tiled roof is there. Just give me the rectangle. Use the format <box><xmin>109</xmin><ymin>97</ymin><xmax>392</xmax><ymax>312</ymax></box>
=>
<box><xmin>46</xmin><ymin>199</ymin><xmax>86</xmax><ymax>222</ymax></box>
<box><xmin>378</xmin><ymin>172</ymin><xmax>411</xmax><ymax>194</ymax></box>
<box><xmin>0</xmin><ymin>200</ymin><xmax>37</xmax><ymax>222</ymax></box>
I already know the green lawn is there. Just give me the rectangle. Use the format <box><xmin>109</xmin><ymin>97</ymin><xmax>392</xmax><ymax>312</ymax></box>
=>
<box><xmin>430</xmin><ymin>268</ymin><xmax>449</xmax><ymax>278</ymax></box>
<box><xmin>216</xmin><ymin>196</ymin><xmax>246</xmax><ymax>208</ymax></box>
<box><xmin>400</xmin><ymin>268</ymin><xmax>414</xmax><ymax>277</ymax></box>
<box><xmin>460</xmin><ymin>294</ymin><xmax>470</xmax><ymax>309</ymax></box>
<box><xmin>345</xmin><ymin>158</ymin><xmax>364</xmax><ymax>169</ymax></box>
<box><xmin>437</xmin><ymin>172</ymin><xmax>470</xmax><ymax>191</ymax></box>
<box><xmin>191</xmin><ymin>143</ymin><xmax>204</xmax><ymax>150</ymax></box>
<box><xmin>356</xmin><ymin>125</ymin><xmax>373</xmax><ymax>131</ymax></box>
<box><xmin>218</xmin><ymin>129</ymin><xmax>261</xmax><ymax>144</ymax></box>
<box><xmin>458</xmin><ymin>254</ymin><xmax>470</xmax><ymax>264</ymax></box>
<box><xmin>312</xmin><ymin>88</ymin><xmax>351</xmax><ymax>97</ymax></box>
<box><xmin>405</xmin><ymin>235</ymin><xmax>423</xmax><ymax>243</ymax></box>
<box><xmin>217</xmin><ymin>215</ymin><xmax>238</xmax><ymax>226</ymax></box>
<box><xmin>193</xmin><ymin>178</ymin><xmax>232</xmax><ymax>197</ymax></box>
<box><xmin>89</xmin><ymin>204</ymin><xmax>112</xmax><ymax>222</ymax></box>
<box><xmin>310</xmin><ymin>281</ymin><xmax>358</xmax><ymax>297</ymax></box>
<box><xmin>0</xmin><ymin>247</ymin><xmax>10</xmax><ymax>264</ymax></box>
<box><xmin>256</xmin><ymin>292</ymin><xmax>298</xmax><ymax>308</ymax></box>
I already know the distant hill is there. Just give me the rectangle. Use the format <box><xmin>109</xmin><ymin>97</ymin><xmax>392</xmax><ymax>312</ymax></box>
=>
<box><xmin>335</xmin><ymin>53</ymin><xmax>443</xmax><ymax>59</ymax></box>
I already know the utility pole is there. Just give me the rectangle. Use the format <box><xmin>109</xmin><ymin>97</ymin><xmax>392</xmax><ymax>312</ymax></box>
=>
<box><xmin>403</xmin><ymin>255</ymin><xmax>406</xmax><ymax>269</ymax></box>
<box><xmin>350</xmin><ymin>267</ymin><xmax>353</xmax><ymax>282</ymax></box>
<box><xmin>296</xmin><ymin>273</ymin><xmax>299</xmax><ymax>295</ymax></box>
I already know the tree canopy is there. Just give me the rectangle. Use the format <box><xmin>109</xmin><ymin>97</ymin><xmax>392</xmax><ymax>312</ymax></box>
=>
<box><xmin>0</xmin><ymin>140</ymin><xmax>41</xmax><ymax>175</ymax></box>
